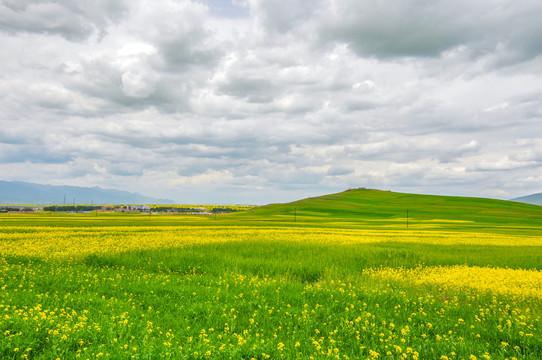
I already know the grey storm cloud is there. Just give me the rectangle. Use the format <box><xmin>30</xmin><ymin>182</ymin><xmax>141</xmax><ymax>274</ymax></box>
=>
<box><xmin>1</xmin><ymin>0</ymin><xmax>542</xmax><ymax>204</ymax></box>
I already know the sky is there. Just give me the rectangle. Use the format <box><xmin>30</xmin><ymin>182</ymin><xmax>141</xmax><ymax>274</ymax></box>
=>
<box><xmin>1</xmin><ymin>0</ymin><xmax>542</xmax><ymax>204</ymax></box>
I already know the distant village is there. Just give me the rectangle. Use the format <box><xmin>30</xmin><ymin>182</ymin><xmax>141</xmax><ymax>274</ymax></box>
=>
<box><xmin>0</xmin><ymin>204</ymin><xmax>254</xmax><ymax>215</ymax></box>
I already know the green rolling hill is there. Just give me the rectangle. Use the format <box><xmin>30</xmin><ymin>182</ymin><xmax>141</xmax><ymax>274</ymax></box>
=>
<box><xmin>4</xmin><ymin>187</ymin><xmax>541</xmax><ymax>235</ymax></box>
<box><xmin>235</xmin><ymin>188</ymin><xmax>542</xmax><ymax>233</ymax></box>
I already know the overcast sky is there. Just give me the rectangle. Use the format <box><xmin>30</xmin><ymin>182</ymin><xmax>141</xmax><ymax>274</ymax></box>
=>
<box><xmin>1</xmin><ymin>0</ymin><xmax>542</xmax><ymax>204</ymax></box>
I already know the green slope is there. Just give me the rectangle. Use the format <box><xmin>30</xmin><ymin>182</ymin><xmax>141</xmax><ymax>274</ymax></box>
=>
<box><xmin>236</xmin><ymin>188</ymin><xmax>542</xmax><ymax>233</ymax></box>
<box><xmin>4</xmin><ymin>188</ymin><xmax>541</xmax><ymax>234</ymax></box>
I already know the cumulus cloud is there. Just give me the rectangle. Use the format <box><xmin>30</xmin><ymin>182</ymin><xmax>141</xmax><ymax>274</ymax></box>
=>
<box><xmin>0</xmin><ymin>0</ymin><xmax>128</xmax><ymax>40</ymax></box>
<box><xmin>116</xmin><ymin>43</ymin><xmax>160</xmax><ymax>98</ymax></box>
<box><xmin>1</xmin><ymin>0</ymin><xmax>542</xmax><ymax>203</ymax></box>
<box><xmin>318</xmin><ymin>1</ymin><xmax>542</xmax><ymax>67</ymax></box>
<box><xmin>320</xmin><ymin>0</ymin><xmax>471</xmax><ymax>58</ymax></box>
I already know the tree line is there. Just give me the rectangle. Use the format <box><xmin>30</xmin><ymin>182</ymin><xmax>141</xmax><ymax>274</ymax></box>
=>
<box><xmin>43</xmin><ymin>205</ymin><xmax>102</xmax><ymax>212</ymax></box>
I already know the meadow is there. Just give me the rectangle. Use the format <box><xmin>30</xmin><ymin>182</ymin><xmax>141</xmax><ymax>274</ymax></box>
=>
<box><xmin>1</xmin><ymin>189</ymin><xmax>542</xmax><ymax>359</ymax></box>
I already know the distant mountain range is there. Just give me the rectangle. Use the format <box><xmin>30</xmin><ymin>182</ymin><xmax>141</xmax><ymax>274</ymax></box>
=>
<box><xmin>511</xmin><ymin>193</ymin><xmax>542</xmax><ymax>206</ymax></box>
<box><xmin>0</xmin><ymin>180</ymin><xmax>175</xmax><ymax>205</ymax></box>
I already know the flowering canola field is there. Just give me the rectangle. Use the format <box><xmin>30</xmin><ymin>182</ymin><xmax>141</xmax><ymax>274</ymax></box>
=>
<box><xmin>2</xmin><ymin>225</ymin><xmax>542</xmax><ymax>260</ymax></box>
<box><xmin>1</xmin><ymin>214</ymin><xmax>542</xmax><ymax>360</ymax></box>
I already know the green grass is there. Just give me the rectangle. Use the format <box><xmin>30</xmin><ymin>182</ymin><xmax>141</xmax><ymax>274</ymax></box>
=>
<box><xmin>1</xmin><ymin>189</ymin><xmax>542</xmax><ymax>359</ymax></box>
<box><xmin>238</xmin><ymin>189</ymin><xmax>542</xmax><ymax>233</ymax></box>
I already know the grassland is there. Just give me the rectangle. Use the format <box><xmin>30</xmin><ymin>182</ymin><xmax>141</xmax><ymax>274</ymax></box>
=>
<box><xmin>1</xmin><ymin>189</ymin><xmax>542</xmax><ymax>359</ymax></box>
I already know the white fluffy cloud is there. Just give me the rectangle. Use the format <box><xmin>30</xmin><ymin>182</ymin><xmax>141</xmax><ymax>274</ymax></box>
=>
<box><xmin>1</xmin><ymin>0</ymin><xmax>542</xmax><ymax>204</ymax></box>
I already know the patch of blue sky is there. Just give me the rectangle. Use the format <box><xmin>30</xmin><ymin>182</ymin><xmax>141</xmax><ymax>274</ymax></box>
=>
<box><xmin>199</xmin><ymin>0</ymin><xmax>249</xmax><ymax>18</ymax></box>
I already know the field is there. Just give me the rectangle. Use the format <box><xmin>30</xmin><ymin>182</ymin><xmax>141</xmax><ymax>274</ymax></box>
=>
<box><xmin>1</xmin><ymin>189</ymin><xmax>542</xmax><ymax>359</ymax></box>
